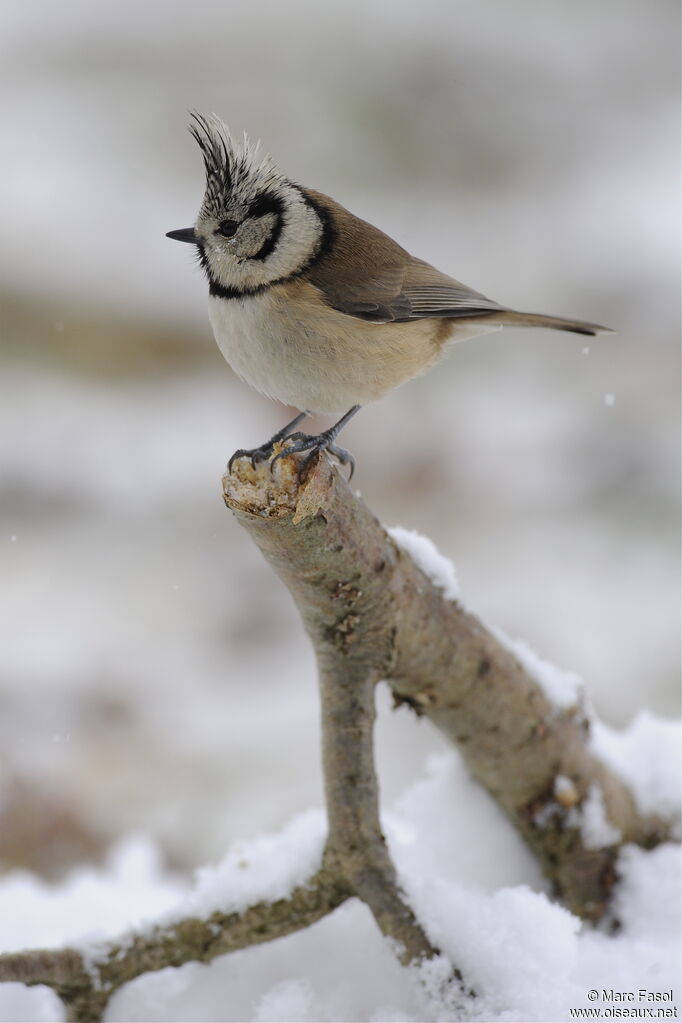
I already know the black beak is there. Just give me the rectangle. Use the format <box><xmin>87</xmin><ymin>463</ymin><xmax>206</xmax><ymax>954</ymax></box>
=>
<box><xmin>166</xmin><ymin>227</ymin><xmax>198</xmax><ymax>244</ymax></box>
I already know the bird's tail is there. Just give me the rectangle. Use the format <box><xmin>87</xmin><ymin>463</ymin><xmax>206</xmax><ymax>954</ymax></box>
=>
<box><xmin>491</xmin><ymin>309</ymin><xmax>614</xmax><ymax>337</ymax></box>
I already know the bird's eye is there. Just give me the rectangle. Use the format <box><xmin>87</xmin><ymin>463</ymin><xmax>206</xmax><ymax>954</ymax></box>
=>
<box><xmin>218</xmin><ymin>219</ymin><xmax>239</xmax><ymax>238</ymax></box>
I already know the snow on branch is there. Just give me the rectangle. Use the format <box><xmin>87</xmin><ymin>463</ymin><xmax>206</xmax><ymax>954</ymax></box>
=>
<box><xmin>0</xmin><ymin>868</ymin><xmax>350</xmax><ymax>1022</ymax></box>
<box><xmin>0</xmin><ymin>449</ymin><xmax>673</xmax><ymax>1021</ymax></box>
<box><xmin>221</xmin><ymin>451</ymin><xmax>669</xmax><ymax>922</ymax></box>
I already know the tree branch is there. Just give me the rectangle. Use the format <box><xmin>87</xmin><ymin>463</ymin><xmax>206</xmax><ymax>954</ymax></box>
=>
<box><xmin>0</xmin><ymin>448</ymin><xmax>670</xmax><ymax>1019</ymax></box>
<box><xmin>317</xmin><ymin>614</ymin><xmax>439</xmax><ymax>966</ymax></box>
<box><xmin>0</xmin><ymin>869</ymin><xmax>349</xmax><ymax>1023</ymax></box>
<box><xmin>222</xmin><ymin>451</ymin><xmax>668</xmax><ymax>922</ymax></box>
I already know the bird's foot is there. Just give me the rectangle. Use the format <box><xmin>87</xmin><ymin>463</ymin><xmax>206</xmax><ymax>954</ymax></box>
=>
<box><xmin>271</xmin><ymin>429</ymin><xmax>356</xmax><ymax>479</ymax></box>
<box><xmin>228</xmin><ymin>412</ymin><xmax>309</xmax><ymax>474</ymax></box>
<box><xmin>228</xmin><ymin>440</ymin><xmax>276</xmax><ymax>474</ymax></box>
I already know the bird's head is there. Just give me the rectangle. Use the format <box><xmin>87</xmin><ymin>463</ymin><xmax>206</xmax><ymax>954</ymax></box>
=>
<box><xmin>167</xmin><ymin>113</ymin><xmax>326</xmax><ymax>296</ymax></box>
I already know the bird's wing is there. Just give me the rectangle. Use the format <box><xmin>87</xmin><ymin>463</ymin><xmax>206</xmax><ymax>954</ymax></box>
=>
<box><xmin>313</xmin><ymin>263</ymin><xmax>413</xmax><ymax>322</ymax></box>
<box><xmin>395</xmin><ymin>259</ymin><xmax>503</xmax><ymax>322</ymax></box>
<box><xmin>301</xmin><ymin>189</ymin><xmax>503</xmax><ymax>324</ymax></box>
<box><xmin>314</xmin><ymin>258</ymin><xmax>503</xmax><ymax>323</ymax></box>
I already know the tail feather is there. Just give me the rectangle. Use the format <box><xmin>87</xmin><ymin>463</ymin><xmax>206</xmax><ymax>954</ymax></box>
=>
<box><xmin>492</xmin><ymin>309</ymin><xmax>614</xmax><ymax>337</ymax></box>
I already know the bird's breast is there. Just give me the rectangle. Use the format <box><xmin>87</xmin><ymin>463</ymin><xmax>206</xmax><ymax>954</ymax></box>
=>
<box><xmin>207</xmin><ymin>281</ymin><xmax>479</xmax><ymax>413</ymax></box>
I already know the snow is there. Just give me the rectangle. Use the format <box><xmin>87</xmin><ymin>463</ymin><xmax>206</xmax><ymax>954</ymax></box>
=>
<box><xmin>590</xmin><ymin>712</ymin><xmax>682</xmax><ymax>825</ymax></box>
<box><xmin>388</xmin><ymin>526</ymin><xmax>461</xmax><ymax>601</ymax></box>
<box><xmin>0</xmin><ymin>751</ymin><xmax>678</xmax><ymax>1023</ymax></box>
<box><xmin>579</xmin><ymin>785</ymin><xmax>623</xmax><ymax>850</ymax></box>
<box><xmin>575</xmin><ymin>843</ymin><xmax>681</xmax><ymax>1007</ymax></box>
<box><xmin>0</xmin><ymin>838</ymin><xmax>186</xmax><ymax>954</ymax></box>
<box><xmin>169</xmin><ymin>809</ymin><xmax>326</xmax><ymax>923</ymax></box>
<box><xmin>553</xmin><ymin>774</ymin><xmax>579</xmax><ymax>807</ymax></box>
<box><xmin>252</xmin><ymin>979</ymin><xmax>315</xmax><ymax>1023</ymax></box>
<box><xmin>387</xmin><ymin>754</ymin><xmax>546</xmax><ymax>894</ymax></box>
<box><xmin>409</xmin><ymin>883</ymin><xmax>583</xmax><ymax>1022</ymax></box>
<box><xmin>387</xmin><ymin>520</ymin><xmax>587</xmax><ymax>714</ymax></box>
<box><xmin>612</xmin><ymin>843</ymin><xmax>681</xmax><ymax>942</ymax></box>
<box><xmin>491</xmin><ymin>627</ymin><xmax>585</xmax><ymax>711</ymax></box>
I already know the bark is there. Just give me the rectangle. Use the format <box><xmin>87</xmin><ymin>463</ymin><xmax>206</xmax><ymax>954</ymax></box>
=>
<box><xmin>317</xmin><ymin>628</ymin><xmax>439</xmax><ymax>967</ymax></box>
<box><xmin>0</xmin><ymin>449</ymin><xmax>669</xmax><ymax>1020</ymax></box>
<box><xmin>0</xmin><ymin>870</ymin><xmax>349</xmax><ymax>1022</ymax></box>
<box><xmin>222</xmin><ymin>452</ymin><xmax>667</xmax><ymax>922</ymax></box>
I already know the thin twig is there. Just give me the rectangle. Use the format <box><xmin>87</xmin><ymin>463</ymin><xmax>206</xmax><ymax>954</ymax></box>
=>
<box><xmin>0</xmin><ymin>869</ymin><xmax>349</xmax><ymax>1023</ymax></box>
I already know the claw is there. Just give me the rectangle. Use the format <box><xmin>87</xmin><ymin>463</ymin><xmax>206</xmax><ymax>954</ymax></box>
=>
<box><xmin>228</xmin><ymin>411</ymin><xmax>311</xmax><ymax>475</ymax></box>
<box><xmin>229</xmin><ymin>447</ymin><xmax>265</xmax><ymax>473</ymax></box>
<box><xmin>228</xmin><ymin>443</ymin><xmax>280</xmax><ymax>473</ymax></box>
<box><xmin>270</xmin><ymin>433</ymin><xmax>355</xmax><ymax>479</ymax></box>
<box><xmin>327</xmin><ymin>444</ymin><xmax>355</xmax><ymax>479</ymax></box>
<box><xmin>229</xmin><ymin>407</ymin><xmax>360</xmax><ymax>480</ymax></box>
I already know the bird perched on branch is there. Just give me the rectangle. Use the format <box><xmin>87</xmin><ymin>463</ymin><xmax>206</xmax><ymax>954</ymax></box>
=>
<box><xmin>167</xmin><ymin>112</ymin><xmax>612</xmax><ymax>476</ymax></box>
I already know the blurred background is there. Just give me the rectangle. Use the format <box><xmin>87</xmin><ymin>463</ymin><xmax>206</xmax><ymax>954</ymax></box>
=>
<box><xmin>0</xmin><ymin>0</ymin><xmax>679</xmax><ymax>878</ymax></box>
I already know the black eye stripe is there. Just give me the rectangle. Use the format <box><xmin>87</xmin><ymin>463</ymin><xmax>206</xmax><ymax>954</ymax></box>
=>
<box><xmin>216</xmin><ymin>196</ymin><xmax>281</xmax><ymax>239</ymax></box>
<box><xmin>249</xmin><ymin>193</ymin><xmax>283</xmax><ymax>219</ymax></box>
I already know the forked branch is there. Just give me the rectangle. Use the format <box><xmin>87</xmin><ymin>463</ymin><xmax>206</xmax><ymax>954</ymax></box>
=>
<box><xmin>222</xmin><ymin>451</ymin><xmax>668</xmax><ymax>922</ymax></box>
<box><xmin>0</xmin><ymin>449</ymin><xmax>669</xmax><ymax>1021</ymax></box>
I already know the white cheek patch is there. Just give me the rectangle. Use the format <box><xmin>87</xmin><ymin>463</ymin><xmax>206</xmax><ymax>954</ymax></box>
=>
<box><xmin>202</xmin><ymin>187</ymin><xmax>323</xmax><ymax>293</ymax></box>
<box><xmin>259</xmin><ymin>195</ymin><xmax>322</xmax><ymax>279</ymax></box>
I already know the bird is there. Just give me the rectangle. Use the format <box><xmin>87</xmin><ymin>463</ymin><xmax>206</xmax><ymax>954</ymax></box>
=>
<box><xmin>167</xmin><ymin>112</ymin><xmax>612</xmax><ymax>477</ymax></box>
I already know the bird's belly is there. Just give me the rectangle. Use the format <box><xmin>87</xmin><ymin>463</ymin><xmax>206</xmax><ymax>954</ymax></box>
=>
<box><xmin>208</xmin><ymin>292</ymin><xmax>355</xmax><ymax>412</ymax></box>
<box><xmin>207</xmin><ymin>286</ymin><xmax>494</xmax><ymax>414</ymax></box>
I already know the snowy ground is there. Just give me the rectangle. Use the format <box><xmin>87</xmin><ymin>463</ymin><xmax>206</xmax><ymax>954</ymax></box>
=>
<box><xmin>0</xmin><ymin>740</ymin><xmax>679</xmax><ymax>1022</ymax></box>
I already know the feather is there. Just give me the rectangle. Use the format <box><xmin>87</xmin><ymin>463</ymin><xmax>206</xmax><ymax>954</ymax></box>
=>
<box><xmin>301</xmin><ymin>190</ymin><xmax>502</xmax><ymax>323</ymax></box>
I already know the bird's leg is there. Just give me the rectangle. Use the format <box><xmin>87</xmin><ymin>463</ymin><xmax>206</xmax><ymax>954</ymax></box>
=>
<box><xmin>271</xmin><ymin>405</ymin><xmax>361</xmax><ymax>479</ymax></box>
<box><xmin>228</xmin><ymin>411</ymin><xmax>309</xmax><ymax>473</ymax></box>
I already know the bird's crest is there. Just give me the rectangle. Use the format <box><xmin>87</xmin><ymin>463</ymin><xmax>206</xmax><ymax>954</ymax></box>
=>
<box><xmin>188</xmin><ymin>112</ymin><xmax>283</xmax><ymax>216</ymax></box>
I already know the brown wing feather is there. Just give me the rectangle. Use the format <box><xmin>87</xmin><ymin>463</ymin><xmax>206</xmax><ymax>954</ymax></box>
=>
<box><xmin>301</xmin><ymin>188</ymin><xmax>503</xmax><ymax>323</ymax></box>
<box><xmin>399</xmin><ymin>259</ymin><xmax>502</xmax><ymax>320</ymax></box>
